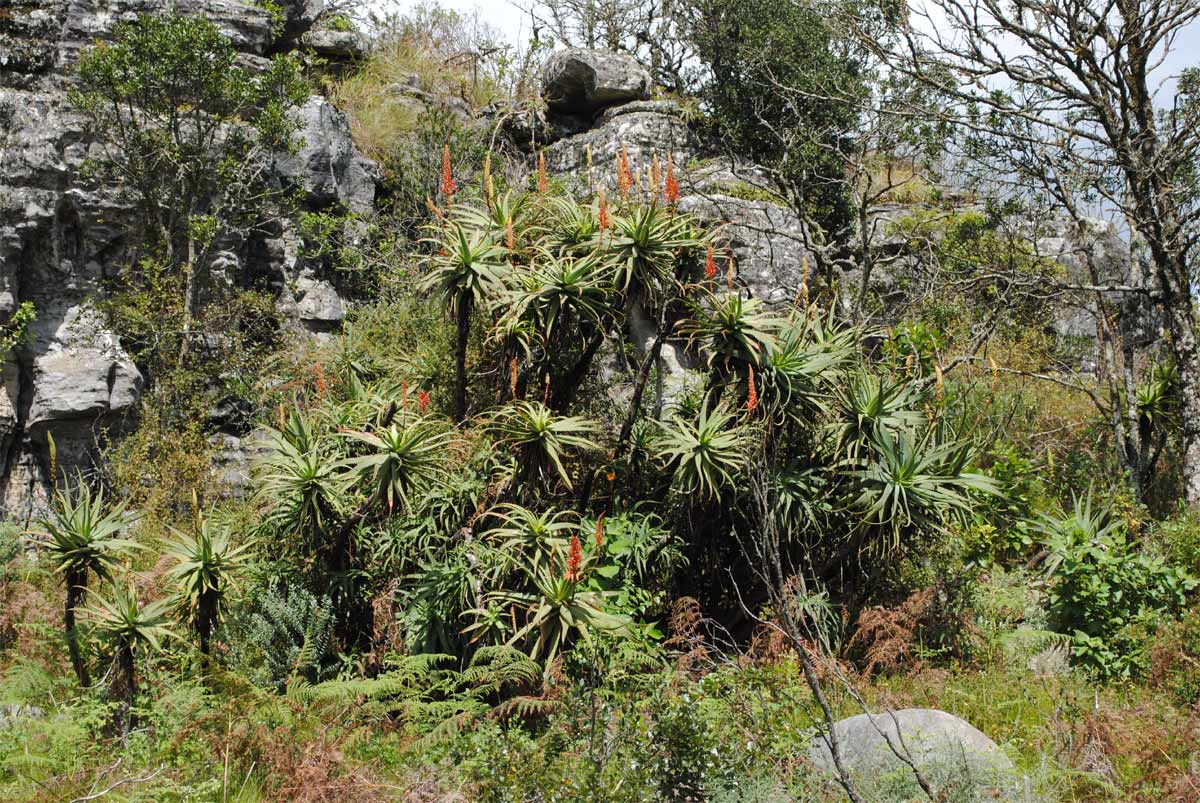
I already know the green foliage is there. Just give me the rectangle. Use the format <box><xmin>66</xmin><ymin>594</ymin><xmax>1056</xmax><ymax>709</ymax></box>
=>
<box><xmin>83</xmin><ymin>584</ymin><xmax>175</xmax><ymax>656</ymax></box>
<box><xmin>655</xmin><ymin>404</ymin><xmax>749</xmax><ymax>501</ymax></box>
<box><xmin>163</xmin><ymin>518</ymin><xmax>253</xmax><ymax>653</ymax></box>
<box><xmin>224</xmin><ymin>585</ymin><xmax>336</xmax><ymax>690</ymax></box>
<box><xmin>684</xmin><ymin>0</ymin><xmax>875</xmax><ymax>232</ymax></box>
<box><xmin>1039</xmin><ymin>493</ymin><xmax>1198</xmax><ymax>678</ymax></box>
<box><xmin>39</xmin><ymin>479</ymin><xmax>138</xmax><ymax>586</ymax></box>
<box><xmin>491</xmin><ymin>400</ymin><xmax>602</xmax><ymax>492</ymax></box>
<box><xmin>0</xmin><ymin>302</ymin><xmax>35</xmax><ymax>358</ymax></box>
<box><xmin>341</xmin><ymin>415</ymin><xmax>454</xmax><ymax>513</ymax></box>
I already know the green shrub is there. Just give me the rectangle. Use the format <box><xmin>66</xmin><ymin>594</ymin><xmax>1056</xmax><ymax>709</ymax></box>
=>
<box><xmin>1040</xmin><ymin>494</ymin><xmax>1197</xmax><ymax>678</ymax></box>
<box><xmin>223</xmin><ymin>585</ymin><xmax>336</xmax><ymax>691</ymax></box>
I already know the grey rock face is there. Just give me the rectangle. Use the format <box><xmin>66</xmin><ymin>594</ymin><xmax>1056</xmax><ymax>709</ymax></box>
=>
<box><xmin>542</xmin><ymin>48</ymin><xmax>651</xmax><ymax>116</ymax></box>
<box><xmin>0</xmin><ymin>0</ymin><xmax>377</xmax><ymax>517</ymax></box>
<box><xmin>275</xmin><ymin>95</ymin><xmax>379</xmax><ymax>214</ymax></box>
<box><xmin>808</xmin><ymin>709</ymin><xmax>1022</xmax><ymax>800</ymax></box>
<box><xmin>678</xmin><ymin>193</ymin><xmax>814</xmax><ymax>307</ymax></box>
<box><xmin>301</xmin><ymin>27</ymin><xmax>368</xmax><ymax>62</ymax></box>
<box><xmin>542</xmin><ymin>99</ymin><xmax>698</xmax><ymax>189</ymax></box>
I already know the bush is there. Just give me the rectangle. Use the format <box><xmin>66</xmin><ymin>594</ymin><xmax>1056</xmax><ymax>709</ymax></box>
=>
<box><xmin>223</xmin><ymin>585</ymin><xmax>336</xmax><ymax>691</ymax></box>
<box><xmin>1041</xmin><ymin>495</ymin><xmax>1197</xmax><ymax>678</ymax></box>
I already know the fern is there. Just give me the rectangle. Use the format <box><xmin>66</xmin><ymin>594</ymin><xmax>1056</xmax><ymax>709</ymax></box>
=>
<box><xmin>291</xmin><ymin>646</ymin><xmax>550</xmax><ymax>740</ymax></box>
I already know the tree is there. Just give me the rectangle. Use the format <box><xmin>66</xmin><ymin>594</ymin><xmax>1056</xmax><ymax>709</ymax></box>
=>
<box><xmin>682</xmin><ymin>0</ymin><xmax>878</xmax><ymax>238</ymax></box>
<box><xmin>421</xmin><ymin>218</ymin><xmax>509</xmax><ymax>421</ymax></box>
<box><xmin>40</xmin><ymin>480</ymin><xmax>138</xmax><ymax>687</ymax></box>
<box><xmin>84</xmin><ymin>585</ymin><xmax>174</xmax><ymax>735</ymax></box>
<box><xmin>164</xmin><ymin>519</ymin><xmax>252</xmax><ymax>655</ymax></box>
<box><xmin>71</xmin><ymin>13</ymin><xmax>308</xmax><ymax>367</ymax></box>
<box><xmin>875</xmin><ymin>0</ymin><xmax>1200</xmax><ymax>505</ymax></box>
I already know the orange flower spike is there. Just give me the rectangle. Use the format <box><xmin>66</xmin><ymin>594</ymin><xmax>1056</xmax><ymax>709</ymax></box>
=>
<box><xmin>705</xmin><ymin>243</ymin><xmax>717</xmax><ymax>279</ymax></box>
<box><xmin>537</xmin><ymin>151</ymin><xmax>548</xmax><ymax>194</ymax></box>
<box><xmin>618</xmin><ymin>144</ymin><xmax>632</xmax><ymax>196</ymax></box>
<box><xmin>506</xmin><ymin>218</ymin><xmax>516</xmax><ymax>251</ymax></box>
<box><xmin>314</xmin><ymin>363</ymin><xmax>326</xmax><ymax>400</ymax></box>
<box><xmin>747</xmin><ymin>365</ymin><xmax>759</xmax><ymax>413</ymax></box>
<box><xmin>565</xmin><ymin>535</ymin><xmax>583</xmax><ymax>582</ymax></box>
<box><xmin>483</xmin><ymin>152</ymin><xmax>494</xmax><ymax>207</ymax></box>
<box><xmin>440</xmin><ymin>144</ymin><xmax>457</xmax><ymax>202</ymax></box>
<box><xmin>598</xmin><ymin>186</ymin><xmax>610</xmax><ymax>231</ymax></box>
<box><xmin>593</xmin><ymin>512</ymin><xmax>606</xmax><ymax>549</ymax></box>
<box><xmin>510</xmin><ymin>356</ymin><xmax>519</xmax><ymax>398</ymax></box>
<box><xmin>418</xmin><ymin>390</ymin><xmax>431</xmax><ymax>412</ymax></box>
<box><xmin>426</xmin><ymin>195</ymin><xmax>444</xmax><ymax>223</ymax></box>
<box><xmin>664</xmin><ymin>155</ymin><xmax>679</xmax><ymax>205</ymax></box>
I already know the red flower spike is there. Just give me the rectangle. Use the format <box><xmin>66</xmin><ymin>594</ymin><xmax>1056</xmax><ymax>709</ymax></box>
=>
<box><xmin>747</xmin><ymin>365</ymin><xmax>758</xmax><ymax>413</ymax></box>
<box><xmin>598</xmin><ymin>186</ymin><xmax>610</xmax><ymax>231</ymax></box>
<box><xmin>314</xmin><ymin>364</ymin><xmax>326</xmax><ymax>400</ymax></box>
<box><xmin>441</xmin><ymin>144</ymin><xmax>457</xmax><ymax>202</ymax></box>
<box><xmin>665</xmin><ymin>155</ymin><xmax>679</xmax><ymax>205</ymax></box>
<box><xmin>617</xmin><ymin>145</ymin><xmax>632</xmax><ymax>196</ymax></box>
<box><xmin>565</xmin><ymin>535</ymin><xmax>583</xmax><ymax>582</ymax></box>
<box><xmin>417</xmin><ymin>390</ymin><xmax>431</xmax><ymax>412</ymax></box>
<box><xmin>705</xmin><ymin>244</ymin><xmax>717</xmax><ymax>280</ymax></box>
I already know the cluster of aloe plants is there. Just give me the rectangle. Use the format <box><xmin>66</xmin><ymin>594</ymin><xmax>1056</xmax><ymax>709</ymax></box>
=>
<box><xmin>244</xmin><ymin>155</ymin><xmax>999</xmax><ymax>678</ymax></box>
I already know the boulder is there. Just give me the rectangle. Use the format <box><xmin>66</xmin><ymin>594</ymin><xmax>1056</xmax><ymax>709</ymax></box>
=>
<box><xmin>301</xmin><ymin>27</ymin><xmax>368</xmax><ymax>62</ymax></box>
<box><xmin>808</xmin><ymin>709</ymin><xmax>1021</xmax><ymax>799</ymax></box>
<box><xmin>678</xmin><ymin>193</ymin><xmax>814</xmax><ymax>307</ymax></box>
<box><xmin>275</xmin><ymin>96</ymin><xmax>379</xmax><ymax>214</ymax></box>
<box><xmin>542</xmin><ymin>99</ymin><xmax>697</xmax><ymax>188</ymax></box>
<box><xmin>542</xmin><ymin>48</ymin><xmax>651</xmax><ymax>116</ymax></box>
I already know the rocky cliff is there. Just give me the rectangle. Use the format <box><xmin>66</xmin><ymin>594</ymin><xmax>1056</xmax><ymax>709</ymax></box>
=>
<box><xmin>0</xmin><ymin>0</ymin><xmax>377</xmax><ymax>520</ymax></box>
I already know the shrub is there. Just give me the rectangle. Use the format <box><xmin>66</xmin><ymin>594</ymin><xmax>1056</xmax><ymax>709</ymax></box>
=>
<box><xmin>1040</xmin><ymin>494</ymin><xmax>1197</xmax><ymax>678</ymax></box>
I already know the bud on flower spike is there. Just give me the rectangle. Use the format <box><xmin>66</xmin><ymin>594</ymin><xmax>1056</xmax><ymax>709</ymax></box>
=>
<box><xmin>565</xmin><ymin>535</ymin><xmax>583</xmax><ymax>582</ymax></box>
<box><xmin>440</xmin><ymin>144</ymin><xmax>456</xmax><ymax>202</ymax></box>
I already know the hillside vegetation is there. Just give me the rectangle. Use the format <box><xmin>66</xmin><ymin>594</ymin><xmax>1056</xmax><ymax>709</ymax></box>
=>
<box><xmin>1</xmin><ymin>1</ymin><xmax>1200</xmax><ymax>802</ymax></box>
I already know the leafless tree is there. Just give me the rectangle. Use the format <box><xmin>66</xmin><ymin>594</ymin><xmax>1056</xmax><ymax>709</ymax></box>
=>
<box><xmin>519</xmin><ymin>0</ymin><xmax>692</xmax><ymax>91</ymax></box>
<box><xmin>864</xmin><ymin>0</ymin><xmax>1200</xmax><ymax>505</ymax></box>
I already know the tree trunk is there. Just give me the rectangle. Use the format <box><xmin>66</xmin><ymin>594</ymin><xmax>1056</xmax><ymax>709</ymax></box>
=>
<box><xmin>1146</xmin><ymin>244</ymin><xmax>1200</xmax><ymax>507</ymax></box>
<box><xmin>613</xmin><ymin>312</ymin><xmax>669</xmax><ymax>464</ymax></box>
<box><xmin>197</xmin><ymin>589</ymin><xmax>216</xmax><ymax>656</ymax></box>
<box><xmin>108</xmin><ymin>641</ymin><xmax>137</xmax><ymax>737</ymax></box>
<box><xmin>454</xmin><ymin>295</ymin><xmax>473</xmax><ymax>422</ymax></box>
<box><xmin>64</xmin><ymin>574</ymin><xmax>89</xmax><ymax>687</ymax></box>
<box><xmin>550</xmin><ymin>328</ymin><xmax>606</xmax><ymax>413</ymax></box>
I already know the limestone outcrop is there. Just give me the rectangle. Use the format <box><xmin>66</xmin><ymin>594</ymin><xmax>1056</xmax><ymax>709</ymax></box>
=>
<box><xmin>0</xmin><ymin>0</ymin><xmax>378</xmax><ymax>519</ymax></box>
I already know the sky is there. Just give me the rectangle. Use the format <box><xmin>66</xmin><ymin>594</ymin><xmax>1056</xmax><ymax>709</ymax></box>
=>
<box><xmin>389</xmin><ymin>0</ymin><xmax>1200</xmax><ymax>103</ymax></box>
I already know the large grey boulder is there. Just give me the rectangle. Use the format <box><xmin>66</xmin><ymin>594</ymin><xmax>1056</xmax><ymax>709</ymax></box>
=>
<box><xmin>542</xmin><ymin>99</ymin><xmax>698</xmax><ymax>188</ymax></box>
<box><xmin>542</xmin><ymin>48</ymin><xmax>651</xmax><ymax>116</ymax></box>
<box><xmin>275</xmin><ymin>95</ymin><xmax>379</xmax><ymax>214</ymax></box>
<box><xmin>808</xmin><ymin>709</ymin><xmax>1022</xmax><ymax>800</ymax></box>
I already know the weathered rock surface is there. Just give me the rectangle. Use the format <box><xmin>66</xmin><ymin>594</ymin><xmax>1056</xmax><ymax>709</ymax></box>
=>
<box><xmin>275</xmin><ymin>95</ymin><xmax>379</xmax><ymax>215</ymax></box>
<box><xmin>0</xmin><ymin>0</ymin><xmax>377</xmax><ymax>518</ymax></box>
<box><xmin>808</xmin><ymin>708</ymin><xmax>1022</xmax><ymax>799</ymax></box>
<box><xmin>542</xmin><ymin>48</ymin><xmax>651</xmax><ymax>116</ymax></box>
